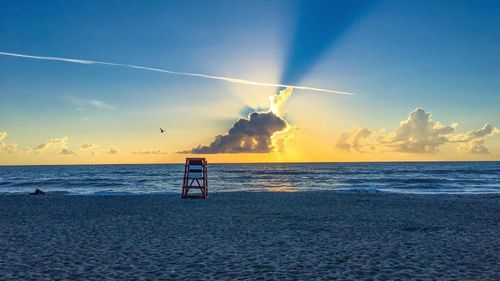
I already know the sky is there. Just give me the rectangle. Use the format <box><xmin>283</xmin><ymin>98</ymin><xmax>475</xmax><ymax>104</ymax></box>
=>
<box><xmin>0</xmin><ymin>0</ymin><xmax>499</xmax><ymax>165</ymax></box>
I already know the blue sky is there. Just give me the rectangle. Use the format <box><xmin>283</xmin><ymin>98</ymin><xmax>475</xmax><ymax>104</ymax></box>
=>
<box><xmin>0</xmin><ymin>0</ymin><xmax>499</xmax><ymax>164</ymax></box>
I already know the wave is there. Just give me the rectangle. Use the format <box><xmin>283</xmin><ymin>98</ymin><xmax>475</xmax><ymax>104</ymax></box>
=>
<box><xmin>1</xmin><ymin>162</ymin><xmax>498</xmax><ymax>195</ymax></box>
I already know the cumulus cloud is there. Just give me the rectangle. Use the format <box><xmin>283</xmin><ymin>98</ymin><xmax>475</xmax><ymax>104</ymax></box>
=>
<box><xmin>271</xmin><ymin>125</ymin><xmax>299</xmax><ymax>153</ymax></box>
<box><xmin>450</xmin><ymin>123</ymin><xmax>500</xmax><ymax>154</ymax></box>
<box><xmin>269</xmin><ymin>87</ymin><xmax>293</xmax><ymax>118</ymax></box>
<box><xmin>185</xmin><ymin>111</ymin><xmax>287</xmax><ymax>154</ymax></box>
<box><xmin>181</xmin><ymin>88</ymin><xmax>294</xmax><ymax>154</ymax></box>
<box><xmin>0</xmin><ymin>131</ymin><xmax>18</xmax><ymax>154</ymax></box>
<box><xmin>31</xmin><ymin>137</ymin><xmax>77</xmax><ymax>155</ymax></box>
<box><xmin>381</xmin><ymin>108</ymin><xmax>457</xmax><ymax>153</ymax></box>
<box><xmin>1</xmin><ymin>132</ymin><xmax>121</xmax><ymax>157</ymax></box>
<box><xmin>27</xmin><ymin>136</ymin><xmax>80</xmax><ymax>155</ymax></box>
<box><xmin>337</xmin><ymin>108</ymin><xmax>499</xmax><ymax>154</ymax></box>
<box><xmin>336</xmin><ymin>126</ymin><xmax>373</xmax><ymax>153</ymax></box>
<box><xmin>33</xmin><ymin>137</ymin><xmax>71</xmax><ymax>154</ymax></box>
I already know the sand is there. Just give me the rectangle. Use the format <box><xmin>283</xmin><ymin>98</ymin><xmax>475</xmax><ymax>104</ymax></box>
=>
<box><xmin>0</xmin><ymin>192</ymin><xmax>498</xmax><ymax>280</ymax></box>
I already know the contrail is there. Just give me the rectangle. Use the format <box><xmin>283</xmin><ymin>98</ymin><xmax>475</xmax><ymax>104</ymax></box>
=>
<box><xmin>0</xmin><ymin>51</ymin><xmax>354</xmax><ymax>95</ymax></box>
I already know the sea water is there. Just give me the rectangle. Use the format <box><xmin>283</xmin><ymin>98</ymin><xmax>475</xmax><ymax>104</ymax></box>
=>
<box><xmin>0</xmin><ymin>162</ymin><xmax>498</xmax><ymax>195</ymax></box>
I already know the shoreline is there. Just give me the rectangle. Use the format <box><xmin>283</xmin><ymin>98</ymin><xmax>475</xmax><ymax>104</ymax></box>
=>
<box><xmin>1</xmin><ymin>192</ymin><xmax>499</xmax><ymax>280</ymax></box>
<box><xmin>2</xmin><ymin>189</ymin><xmax>500</xmax><ymax>196</ymax></box>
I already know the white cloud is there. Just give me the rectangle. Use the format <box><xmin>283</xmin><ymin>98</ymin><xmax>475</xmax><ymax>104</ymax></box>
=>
<box><xmin>450</xmin><ymin>123</ymin><xmax>500</xmax><ymax>154</ymax></box>
<box><xmin>132</xmin><ymin>149</ymin><xmax>169</xmax><ymax>155</ymax></box>
<box><xmin>1</xmin><ymin>132</ymin><xmax>122</xmax><ymax>157</ymax></box>
<box><xmin>271</xmin><ymin>125</ymin><xmax>299</xmax><ymax>153</ymax></box>
<box><xmin>89</xmin><ymin>99</ymin><xmax>115</xmax><ymax>110</ymax></box>
<box><xmin>336</xmin><ymin>126</ymin><xmax>373</xmax><ymax>153</ymax></box>
<box><xmin>28</xmin><ymin>136</ymin><xmax>78</xmax><ymax>155</ymax></box>
<box><xmin>0</xmin><ymin>131</ymin><xmax>18</xmax><ymax>154</ymax></box>
<box><xmin>33</xmin><ymin>136</ymin><xmax>70</xmax><ymax>153</ymax></box>
<box><xmin>269</xmin><ymin>87</ymin><xmax>293</xmax><ymax>118</ymax></box>
<box><xmin>381</xmin><ymin>108</ymin><xmax>456</xmax><ymax>153</ymax></box>
<box><xmin>337</xmin><ymin>108</ymin><xmax>499</xmax><ymax>154</ymax></box>
<box><xmin>67</xmin><ymin>96</ymin><xmax>115</xmax><ymax>112</ymax></box>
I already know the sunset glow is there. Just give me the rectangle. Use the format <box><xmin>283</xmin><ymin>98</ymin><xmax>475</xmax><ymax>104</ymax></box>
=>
<box><xmin>1</xmin><ymin>1</ymin><xmax>499</xmax><ymax>165</ymax></box>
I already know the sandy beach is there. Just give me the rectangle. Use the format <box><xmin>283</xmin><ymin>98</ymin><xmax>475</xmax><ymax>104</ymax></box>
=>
<box><xmin>0</xmin><ymin>192</ymin><xmax>498</xmax><ymax>280</ymax></box>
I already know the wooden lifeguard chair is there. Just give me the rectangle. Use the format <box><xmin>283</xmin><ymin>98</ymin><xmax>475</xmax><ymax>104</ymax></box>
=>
<box><xmin>181</xmin><ymin>158</ymin><xmax>208</xmax><ymax>199</ymax></box>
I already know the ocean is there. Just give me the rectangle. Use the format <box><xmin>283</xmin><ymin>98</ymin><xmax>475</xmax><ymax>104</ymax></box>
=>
<box><xmin>0</xmin><ymin>162</ymin><xmax>498</xmax><ymax>195</ymax></box>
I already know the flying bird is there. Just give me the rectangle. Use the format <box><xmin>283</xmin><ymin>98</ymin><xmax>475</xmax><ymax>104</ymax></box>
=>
<box><xmin>160</xmin><ymin>128</ymin><xmax>165</xmax><ymax>133</ymax></box>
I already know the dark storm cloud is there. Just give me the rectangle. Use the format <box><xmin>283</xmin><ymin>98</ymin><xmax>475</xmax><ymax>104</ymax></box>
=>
<box><xmin>181</xmin><ymin>111</ymin><xmax>287</xmax><ymax>154</ymax></box>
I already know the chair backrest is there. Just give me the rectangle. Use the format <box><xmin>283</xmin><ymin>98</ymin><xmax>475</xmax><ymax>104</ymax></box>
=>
<box><xmin>188</xmin><ymin>159</ymin><xmax>204</xmax><ymax>166</ymax></box>
<box><xmin>185</xmin><ymin>158</ymin><xmax>206</xmax><ymax>178</ymax></box>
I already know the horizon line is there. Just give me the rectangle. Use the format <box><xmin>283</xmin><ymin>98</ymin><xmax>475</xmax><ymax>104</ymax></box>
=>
<box><xmin>1</xmin><ymin>160</ymin><xmax>498</xmax><ymax>167</ymax></box>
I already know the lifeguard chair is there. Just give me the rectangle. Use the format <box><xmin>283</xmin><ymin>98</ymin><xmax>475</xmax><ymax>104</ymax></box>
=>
<box><xmin>181</xmin><ymin>158</ymin><xmax>208</xmax><ymax>199</ymax></box>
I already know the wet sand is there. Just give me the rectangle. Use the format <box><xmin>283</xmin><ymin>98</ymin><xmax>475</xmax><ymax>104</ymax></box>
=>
<box><xmin>0</xmin><ymin>192</ymin><xmax>498</xmax><ymax>280</ymax></box>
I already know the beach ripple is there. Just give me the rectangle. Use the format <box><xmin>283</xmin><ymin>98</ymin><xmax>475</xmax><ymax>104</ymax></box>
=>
<box><xmin>0</xmin><ymin>192</ymin><xmax>499</xmax><ymax>280</ymax></box>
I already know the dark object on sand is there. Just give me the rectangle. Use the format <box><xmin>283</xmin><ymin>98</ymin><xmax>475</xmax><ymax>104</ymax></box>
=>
<box><xmin>182</xmin><ymin>158</ymin><xmax>208</xmax><ymax>199</ymax></box>
<box><xmin>160</xmin><ymin>128</ymin><xmax>165</xmax><ymax>133</ymax></box>
<box><xmin>30</xmin><ymin>188</ymin><xmax>46</xmax><ymax>195</ymax></box>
